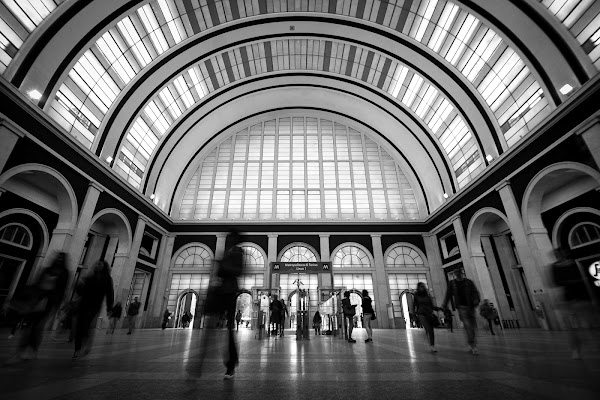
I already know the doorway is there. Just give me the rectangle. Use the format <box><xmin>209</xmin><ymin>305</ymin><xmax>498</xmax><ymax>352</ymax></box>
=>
<box><xmin>235</xmin><ymin>292</ymin><xmax>253</xmax><ymax>329</ymax></box>
<box><xmin>175</xmin><ymin>290</ymin><xmax>198</xmax><ymax>329</ymax></box>
<box><xmin>400</xmin><ymin>291</ymin><xmax>415</xmax><ymax>329</ymax></box>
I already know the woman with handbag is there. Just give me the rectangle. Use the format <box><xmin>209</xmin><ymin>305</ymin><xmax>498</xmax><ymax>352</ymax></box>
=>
<box><xmin>361</xmin><ymin>290</ymin><xmax>375</xmax><ymax>343</ymax></box>
<box><xmin>413</xmin><ymin>282</ymin><xmax>440</xmax><ymax>352</ymax></box>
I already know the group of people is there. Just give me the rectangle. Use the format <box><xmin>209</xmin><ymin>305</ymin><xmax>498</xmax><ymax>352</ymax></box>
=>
<box><xmin>268</xmin><ymin>296</ymin><xmax>289</xmax><ymax>336</ymax></box>
<box><xmin>341</xmin><ymin>289</ymin><xmax>375</xmax><ymax>343</ymax></box>
<box><xmin>4</xmin><ymin>252</ymin><xmax>146</xmax><ymax>361</ymax></box>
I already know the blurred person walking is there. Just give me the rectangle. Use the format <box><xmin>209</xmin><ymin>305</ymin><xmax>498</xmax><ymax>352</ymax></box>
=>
<box><xmin>126</xmin><ymin>297</ymin><xmax>140</xmax><ymax>334</ymax></box>
<box><xmin>552</xmin><ymin>246</ymin><xmax>599</xmax><ymax>359</ymax></box>
<box><xmin>9</xmin><ymin>252</ymin><xmax>69</xmax><ymax>361</ymax></box>
<box><xmin>106</xmin><ymin>301</ymin><xmax>122</xmax><ymax>334</ymax></box>
<box><xmin>235</xmin><ymin>310</ymin><xmax>242</xmax><ymax>331</ymax></box>
<box><xmin>72</xmin><ymin>260</ymin><xmax>113</xmax><ymax>359</ymax></box>
<box><xmin>442</xmin><ymin>270</ymin><xmax>481</xmax><ymax>355</ymax></box>
<box><xmin>269</xmin><ymin>295</ymin><xmax>282</xmax><ymax>337</ymax></box>
<box><xmin>341</xmin><ymin>291</ymin><xmax>356</xmax><ymax>343</ymax></box>
<box><xmin>479</xmin><ymin>299</ymin><xmax>496</xmax><ymax>335</ymax></box>
<box><xmin>362</xmin><ymin>290</ymin><xmax>375</xmax><ymax>343</ymax></box>
<box><xmin>413</xmin><ymin>282</ymin><xmax>440</xmax><ymax>352</ymax></box>
<box><xmin>313</xmin><ymin>310</ymin><xmax>322</xmax><ymax>335</ymax></box>
<box><xmin>198</xmin><ymin>231</ymin><xmax>245</xmax><ymax>379</ymax></box>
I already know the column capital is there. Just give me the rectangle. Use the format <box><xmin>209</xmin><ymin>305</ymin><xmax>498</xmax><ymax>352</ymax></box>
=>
<box><xmin>88</xmin><ymin>181</ymin><xmax>104</xmax><ymax>193</ymax></box>
<box><xmin>216</xmin><ymin>232</ymin><xmax>229</xmax><ymax>238</ymax></box>
<box><xmin>370</xmin><ymin>234</ymin><xmax>382</xmax><ymax>238</ymax></box>
<box><xmin>114</xmin><ymin>252</ymin><xmax>129</xmax><ymax>258</ymax></box>
<box><xmin>319</xmin><ymin>234</ymin><xmax>330</xmax><ymax>238</ymax></box>
<box><xmin>471</xmin><ymin>252</ymin><xmax>486</xmax><ymax>258</ymax></box>
<box><xmin>574</xmin><ymin>115</ymin><xmax>600</xmax><ymax>135</ymax></box>
<box><xmin>0</xmin><ymin>119</ymin><xmax>25</xmax><ymax>138</ymax></box>
<box><xmin>495</xmin><ymin>180</ymin><xmax>511</xmax><ymax>192</ymax></box>
<box><xmin>52</xmin><ymin>228</ymin><xmax>74</xmax><ymax>236</ymax></box>
<box><xmin>525</xmin><ymin>227</ymin><xmax>548</xmax><ymax>236</ymax></box>
<box><xmin>0</xmin><ymin>187</ymin><xmax>6</xmax><ymax>195</ymax></box>
<box><xmin>451</xmin><ymin>215</ymin><xmax>462</xmax><ymax>223</ymax></box>
<box><xmin>422</xmin><ymin>233</ymin><xmax>436</xmax><ymax>239</ymax></box>
<box><xmin>137</xmin><ymin>215</ymin><xmax>149</xmax><ymax>224</ymax></box>
<box><xmin>267</xmin><ymin>233</ymin><xmax>279</xmax><ymax>238</ymax></box>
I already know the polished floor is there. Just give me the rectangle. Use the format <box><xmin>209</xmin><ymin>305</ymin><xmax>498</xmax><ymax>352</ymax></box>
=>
<box><xmin>1</xmin><ymin>325</ymin><xmax>599</xmax><ymax>400</ymax></box>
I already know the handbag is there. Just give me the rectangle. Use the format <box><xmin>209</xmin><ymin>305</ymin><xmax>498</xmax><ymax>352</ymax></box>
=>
<box><xmin>370</xmin><ymin>311</ymin><xmax>376</xmax><ymax>320</ymax></box>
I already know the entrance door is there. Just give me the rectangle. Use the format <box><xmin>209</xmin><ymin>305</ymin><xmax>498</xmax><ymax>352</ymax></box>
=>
<box><xmin>175</xmin><ymin>291</ymin><xmax>198</xmax><ymax>328</ymax></box>
<box><xmin>235</xmin><ymin>292</ymin><xmax>253</xmax><ymax>329</ymax></box>
<box><xmin>400</xmin><ymin>291</ymin><xmax>415</xmax><ymax>329</ymax></box>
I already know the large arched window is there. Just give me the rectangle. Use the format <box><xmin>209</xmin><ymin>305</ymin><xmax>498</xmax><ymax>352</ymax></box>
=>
<box><xmin>0</xmin><ymin>224</ymin><xmax>32</xmax><ymax>249</ymax></box>
<box><xmin>174</xmin><ymin>244</ymin><xmax>213</xmax><ymax>268</ymax></box>
<box><xmin>241</xmin><ymin>244</ymin><xmax>266</xmax><ymax>268</ymax></box>
<box><xmin>280</xmin><ymin>245</ymin><xmax>318</xmax><ymax>262</ymax></box>
<box><xmin>332</xmin><ymin>245</ymin><xmax>371</xmax><ymax>268</ymax></box>
<box><xmin>178</xmin><ymin>116</ymin><xmax>420</xmax><ymax>221</ymax></box>
<box><xmin>386</xmin><ymin>245</ymin><xmax>424</xmax><ymax>268</ymax></box>
<box><xmin>569</xmin><ymin>223</ymin><xmax>600</xmax><ymax>249</ymax></box>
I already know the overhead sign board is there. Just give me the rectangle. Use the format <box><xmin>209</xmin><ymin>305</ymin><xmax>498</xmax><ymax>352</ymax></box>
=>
<box><xmin>270</xmin><ymin>262</ymin><xmax>332</xmax><ymax>273</ymax></box>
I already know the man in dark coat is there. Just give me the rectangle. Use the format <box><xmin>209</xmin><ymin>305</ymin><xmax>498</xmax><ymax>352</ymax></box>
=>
<box><xmin>442</xmin><ymin>270</ymin><xmax>480</xmax><ymax>355</ymax></box>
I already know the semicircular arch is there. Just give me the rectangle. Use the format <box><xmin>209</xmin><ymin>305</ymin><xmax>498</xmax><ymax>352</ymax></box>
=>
<box><xmin>89</xmin><ymin>208</ymin><xmax>133</xmax><ymax>254</ymax></box>
<box><xmin>466</xmin><ymin>207</ymin><xmax>510</xmax><ymax>255</ymax></box>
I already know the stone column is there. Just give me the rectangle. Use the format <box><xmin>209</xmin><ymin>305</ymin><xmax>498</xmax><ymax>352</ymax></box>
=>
<box><xmin>114</xmin><ymin>216</ymin><xmax>146</xmax><ymax>304</ymax></box>
<box><xmin>452</xmin><ymin>216</ymin><xmax>500</xmax><ymax>328</ymax></box>
<box><xmin>65</xmin><ymin>182</ymin><xmax>103</xmax><ymax>290</ymax></box>
<box><xmin>0</xmin><ymin>120</ymin><xmax>24</xmax><ymax>174</ymax></box>
<box><xmin>103</xmin><ymin>235</ymin><xmax>119</xmax><ymax>266</ymax></box>
<box><xmin>371</xmin><ymin>235</ymin><xmax>390</xmax><ymax>328</ymax></box>
<box><xmin>497</xmin><ymin>181</ymin><xmax>557</xmax><ymax>329</ymax></box>
<box><xmin>319</xmin><ymin>234</ymin><xmax>331</xmax><ymax>290</ymax></box>
<box><xmin>145</xmin><ymin>234</ymin><xmax>175</xmax><ymax>327</ymax></box>
<box><xmin>267</xmin><ymin>234</ymin><xmax>278</xmax><ymax>290</ymax></box>
<box><xmin>480</xmin><ymin>236</ymin><xmax>513</xmax><ymax>325</ymax></box>
<box><xmin>576</xmin><ymin>117</ymin><xmax>600</xmax><ymax>169</ymax></box>
<box><xmin>422</xmin><ymin>234</ymin><xmax>446</xmax><ymax>306</ymax></box>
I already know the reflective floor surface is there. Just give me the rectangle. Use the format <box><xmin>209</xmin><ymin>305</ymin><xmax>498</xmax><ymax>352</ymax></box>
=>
<box><xmin>1</xmin><ymin>326</ymin><xmax>599</xmax><ymax>400</ymax></box>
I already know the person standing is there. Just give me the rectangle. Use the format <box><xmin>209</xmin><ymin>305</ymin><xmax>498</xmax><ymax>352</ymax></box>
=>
<box><xmin>73</xmin><ymin>260</ymin><xmax>114</xmax><ymax>358</ymax></box>
<box><xmin>479</xmin><ymin>299</ymin><xmax>496</xmax><ymax>335</ymax></box>
<box><xmin>280</xmin><ymin>299</ymin><xmax>289</xmax><ymax>336</ymax></box>
<box><xmin>313</xmin><ymin>310</ymin><xmax>322</xmax><ymax>335</ymax></box>
<box><xmin>106</xmin><ymin>301</ymin><xmax>122</xmax><ymax>334</ymax></box>
<box><xmin>126</xmin><ymin>297</ymin><xmax>141</xmax><ymax>335</ymax></box>
<box><xmin>341</xmin><ymin>291</ymin><xmax>356</xmax><ymax>343</ymax></box>
<box><xmin>161</xmin><ymin>309</ymin><xmax>170</xmax><ymax>330</ymax></box>
<box><xmin>442</xmin><ymin>270</ymin><xmax>481</xmax><ymax>355</ymax></box>
<box><xmin>443</xmin><ymin>307</ymin><xmax>454</xmax><ymax>332</ymax></box>
<box><xmin>413</xmin><ymin>282</ymin><xmax>439</xmax><ymax>352</ymax></box>
<box><xmin>269</xmin><ymin>296</ymin><xmax>282</xmax><ymax>337</ymax></box>
<box><xmin>235</xmin><ymin>310</ymin><xmax>242</xmax><ymax>331</ymax></box>
<box><xmin>362</xmin><ymin>290</ymin><xmax>375</xmax><ymax>343</ymax></box>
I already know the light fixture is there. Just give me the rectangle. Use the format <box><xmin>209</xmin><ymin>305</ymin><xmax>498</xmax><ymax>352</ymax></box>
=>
<box><xmin>443</xmin><ymin>193</ymin><xmax>449</xmax><ymax>199</ymax></box>
<box><xmin>106</xmin><ymin>156</ymin><xmax>113</xmax><ymax>163</ymax></box>
<box><xmin>559</xmin><ymin>84</ymin><xmax>573</xmax><ymax>95</ymax></box>
<box><xmin>28</xmin><ymin>89</ymin><xmax>42</xmax><ymax>100</ymax></box>
<box><xmin>486</xmin><ymin>154</ymin><xmax>493</xmax><ymax>162</ymax></box>
<box><xmin>150</xmin><ymin>194</ymin><xmax>156</xmax><ymax>200</ymax></box>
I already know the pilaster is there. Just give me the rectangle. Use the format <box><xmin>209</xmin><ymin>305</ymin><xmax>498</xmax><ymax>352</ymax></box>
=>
<box><xmin>0</xmin><ymin>120</ymin><xmax>24</xmax><ymax>174</ymax></box>
<box><xmin>371</xmin><ymin>234</ymin><xmax>390</xmax><ymax>328</ymax></box>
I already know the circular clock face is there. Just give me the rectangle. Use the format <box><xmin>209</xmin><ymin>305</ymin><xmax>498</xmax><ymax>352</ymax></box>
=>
<box><xmin>589</xmin><ymin>261</ymin><xmax>600</xmax><ymax>287</ymax></box>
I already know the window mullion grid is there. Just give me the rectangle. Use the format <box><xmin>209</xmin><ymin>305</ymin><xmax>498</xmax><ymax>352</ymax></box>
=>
<box><xmin>318</xmin><ymin>118</ymin><xmax>326</xmax><ymax>219</ymax></box>
<box><xmin>273</xmin><ymin>118</ymin><xmax>279</xmax><ymax>219</ymax></box>
<box><xmin>394</xmin><ymin>163</ymin><xmax>406</xmax><ymax>219</ymax></box>
<box><xmin>346</xmin><ymin>126</ymin><xmax>358</xmax><ymax>219</ymax></box>
<box><xmin>303</xmin><ymin>117</ymin><xmax>308</xmax><ymax>219</ymax></box>
<box><xmin>240</xmin><ymin>128</ymin><xmax>249</xmax><ymax>219</ymax></box>
<box><xmin>379</xmin><ymin>144</ymin><xmax>392</xmax><ymax>219</ymax></box>
<box><xmin>191</xmin><ymin>165</ymin><xmax>200</xmax><ymax>219</ymax></box>
<box><xmin>224</xmin><ymin>134</ymin><xmax>236</xmax><ymax>219</ymax></box>
<box><xmin>362</xmin><ymin>133</ymin><xmax>375</xmax><ymax>219</ymax></box>
<box><xmin>333</xmin><ymin>130</ymin><xmax>341</xmax><ymax>220</ymax></box>
<box><xmin>207</xmin><ymin>144</ymin><xmax>219</xmax><ymax>218</ymax></box>
<box><xmin>256</xmin><ymin>123</ymin><xmax>264</xmax><ymax>219</ymax></box>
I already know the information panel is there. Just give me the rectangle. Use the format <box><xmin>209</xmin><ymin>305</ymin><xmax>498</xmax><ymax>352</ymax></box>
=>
<box><xmin>270</xmin><ymin>262</ymin><xmax>332</xmax><ymax>272</ymax></box>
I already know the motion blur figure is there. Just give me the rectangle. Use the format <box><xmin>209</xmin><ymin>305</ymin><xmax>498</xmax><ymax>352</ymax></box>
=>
<box><xmin>196</xmin><ymin>231</ymin><xmax>244</xmax><ymax>379</ymax></box>
<box><xmin>73</xmin><ymin>260</ymin><xmax>114</xmax><ymax>358</ymax></box>
<box><xmin>10</xmin><ymin>252</ymin><xmax>69</xmax><ymax>361</ymax></box>
<box><xmin>552</xmin><ymin>246</ymin><xmax>598</xmax><ymax>359</ymax></box>
<box><xmin>443</xmin><ymin>270</ymin><xmax>481</xmax><ymax>355</ymax></box>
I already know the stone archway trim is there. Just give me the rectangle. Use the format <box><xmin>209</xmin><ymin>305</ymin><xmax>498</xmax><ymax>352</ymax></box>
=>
<box><xmin>466</xmin><ymin>207</ymin><xmax>511</xmax><ymax>255</ymax></box>
<box><xmin>89</xmin><ymin>208</ymin><xmax>133</xmax><ymax>254</ymax></box>
<box><xmin>551</xmin><ymin>207</ymin><xmax>600</xmax><ymax>249</ymax></box>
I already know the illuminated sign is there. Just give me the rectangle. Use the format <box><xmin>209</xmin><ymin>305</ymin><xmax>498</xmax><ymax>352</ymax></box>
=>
<box><xmin>270</xmin><ymin>262</ymin><xmax>332</xmax><ymax>272</ymax></box>
<box><xmin>589</xmin><ymin>261</ymin><xmax>600</xmax><ymax>287</ymax></box>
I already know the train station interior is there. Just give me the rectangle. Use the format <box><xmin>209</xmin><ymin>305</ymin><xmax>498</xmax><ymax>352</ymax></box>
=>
<box><xmin>0</xmin><ymin>1</ymin><xmax>599</xmax><ymax>399</ymax></box>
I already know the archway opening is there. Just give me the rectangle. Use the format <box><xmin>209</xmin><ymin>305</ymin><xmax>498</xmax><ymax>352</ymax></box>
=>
<box><xmin>235</xmin><ymin>292</ymin><xmax>253</xmax><ymax>329</ymax></box>
<box><xmin>175</xmin><ymin>291</ymin><xmax>198</xmax><ymax>329</ymax></box>
<box><xmin>400</xmin><ymin>291</ymin><xmax>415</xmax><ymax>329</ymax></box>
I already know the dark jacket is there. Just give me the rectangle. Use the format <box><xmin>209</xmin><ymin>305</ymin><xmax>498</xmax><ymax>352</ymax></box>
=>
<box><xmin>413</xmin><ymin>292</ymin><xmax>436</xmax><ymax>315</ymax></box>
<box><xmin>127</xmin><ymin>301</ymin><xmax>141</xmax><ymax>316</ymax></box>
<box><xmin>76</xmin><ymin>269</ymin><xmax>114</xmax><ymax>315</ymax></box>
<box><xmin>362</xmin><ymin>296</ymin><xmax>374</xmax><ymax>314</ymax></box>
<box><xmin>37</xmin><ymin>262</ymin><xmax>69</xmax><ymax>314</ymax></box>
<box><xmin>479</xmin><ymin>303</ymin><xmax>494</xmax><ymax>319</ymax></box>
<box><xmin>443</xmin><ymin>278</ymin><xmax>480</xmax><ymax>309</ymax></box>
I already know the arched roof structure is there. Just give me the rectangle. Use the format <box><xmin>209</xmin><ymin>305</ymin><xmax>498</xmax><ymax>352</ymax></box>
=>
<box><xmin>2</xmin><ymin>0</ymin><xmax>598</xmax><ymax>219</ymax></box>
